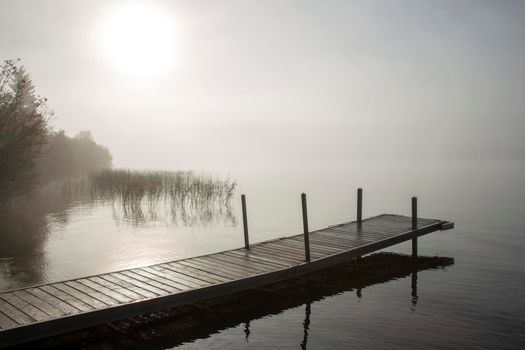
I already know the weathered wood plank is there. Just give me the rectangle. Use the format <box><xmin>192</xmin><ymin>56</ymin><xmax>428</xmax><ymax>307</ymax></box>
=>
<box><xmin>110</xmin><ymin>272</ymin><xmax>175</xmax><ymax>295</ymax></box>
<box><xmin>0</xmin><ymin>299</ymin><xmax>34</xmax><ymax>325</ymax></box>
<box><xmin>51</xmin><ymin>283</ymin><xmax>108</xmax><ymax>309</ymax></box>
<box><xmin>324</xmin><ymin>227</ymin><xmax>391</xmax><ymax>239</ymax></box>
<box><xmin>252</xmin><ymin>243</ymin><xmax>317</xmax><ymax>261</ymax></box>
<box><xmin>0</xmin><ymin>293</ymin><xmax>50</xmax><ymax>322</ymax></box>
<box><xmin>226</xmin><ymin>250</ymin><xmax>294</xmax><ymax>268</ymax></box>
<box><xmin>135</xmin><ymin>267</ymin><xmax>197</xmax><ymax>290</ymax></box>
<box><xmin>258</xmin><ymin>241</ymin><xmax>326</xmax><ymax>259</ymax></box>
<box><xmin>324</xmin><ymin>229</ymin><xmax>388</xmax><ymax>242</ymax></box>
<box><xmin>228</xmin><ymin>249</ymin><xmax>299</xmax><ymax>267</ymax></box>
<box><xmin>98</xmin><ymin>274</ymin><xmax>159</xmax><ymax>299</ymax></box>
<box><xmin>119</xmin><ymin>271</ymin><xmax>182</xmax><ymax>293</ymax></box>
<box><xmin>223</xmin><ymin>251</ymin><xmax>291</xmax><ymax>268</ymax></box>
<box><xmin>64</xmin><ymin>281</ymin><xmax>120</xmax><ymax>306</ymax></box>
<box><xmin>313</xmin><ymin>230</ymin><xmax>374</xmax><ymax>245</ymax></box>
<box><xmin>26</xmin><ymin>288</ymin><xmax>79</xmax><ymax>315</ymax></box>
<box><xmin>76</xmin><ymin>279</ymin><xmax>133</xmax><ymax>304</ymax></box>
<box><xmin>185</xmin><ymin>256</ymin><xmax>251</xmax><ymax>278</ymax></box>
<box><xmin>248</xmin><ymin>246</ymin><xmax>304</xmax><ymax>265</ymax></box>
<box><xmin>284</xmin><ymin>237</ymin><xmax>343</xmax><ymax>253</ymax></box>
<box><xmin>273</xmin><ymin>238</ymin><xmax>340</xmax><ymax>255</ymax></box>
<box><xmin>205</xmin><ymin>254</ymin><xmax>273</xmax><ymax>273</ymax></box>
<box><xmin>0</xmin><ymin>311</ymin><xmax>18</xmax><ymax>330</ymax></box>
<box><xmin>292</xmin><ymin>234</ymin><xmax>359</xmax><ymax>249</ymax></box>
<box><xmin>221</xmin><ymin>250</ymin><xmax>288</xmax><ymax>269</ymax></box>
<box><xmin>177</xmin><ymin>260</ymin><xmax>243</xmax><ymax>280</ymax></box>
<box><xmin>39</xmin><ymin>285</ymin><xmax>94</xmax><ymax>313</ymax></box>
<box><xmin>139</xmin><ymin>266</ymin><xmax>205</xmax><ymax>289</ymax></box>
<box><xmin>200</xmin><ymin>256</ymin><xmax>267</xmax><ymax>275</ymax></box>
<box><xmin>153</xmin><ymin>264</ymin><xmax>217</xmax><ymax>286</ymax></box>
<box><xmin>11</xmin><ymin>290</ymin><xmax>65</xmax><ymax>318</ymax></box>
<box><xmin>88</xmin><ymin>277</ymin><xmax>146</xmax><ymax>301</ymax></box>
<box><xmin>168</xmin><ymin>262</ymin><xmax>231</xmax><ymax>283</ymax></box>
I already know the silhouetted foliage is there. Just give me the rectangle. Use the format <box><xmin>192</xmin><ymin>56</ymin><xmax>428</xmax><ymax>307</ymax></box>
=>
<box><xmin>0</xmin><ymin>59</ymin><xmax>50</xmax><ymax>200</ymax></box>
<box><xmin>1</xmin><ymin>60</ymin><xmax>112</xmax><ymax>202</ymax></box>
<box><xmin>38</xmin><ymin>130</ymin><xmax>112</xmax><ymax>180</ymax></box>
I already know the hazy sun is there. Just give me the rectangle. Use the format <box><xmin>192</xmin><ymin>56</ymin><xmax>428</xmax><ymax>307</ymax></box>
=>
<box><xmin>98</xmin><ymin>2</ymin><xmax>178</xmax><ymax>78</ymax></box>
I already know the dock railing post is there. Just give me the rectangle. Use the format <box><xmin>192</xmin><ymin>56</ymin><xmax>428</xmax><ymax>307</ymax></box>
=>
<box><xmin>241</xmin><ymin>194</ymin><xmax>250</xmax><ymax>249</ymax></box>
<box><xmin>301</xmin><ymin>193</ymin><xmax>311</xmax><ymax>262</ymax></box>
<box><xmin>357</xmin><ymin>188</ymin><xmax>363</xmax><ymax>223</ymax></box>
<box><xmin>412</xmin><ymin>196</ymin><xmax>418</xmax><ymax>258</ymax></box>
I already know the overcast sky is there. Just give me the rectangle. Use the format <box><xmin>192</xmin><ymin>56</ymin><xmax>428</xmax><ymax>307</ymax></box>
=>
<box><xmin>1</xmin><ymin>0</ymin><xmax>524</xmax><ymax>169</ymax></box>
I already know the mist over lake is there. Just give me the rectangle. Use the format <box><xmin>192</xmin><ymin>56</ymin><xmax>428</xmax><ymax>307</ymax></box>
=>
<box><xmin>1</xmin><ymin>0</ymin><xmax>525</xmax><ymax>348</ymax></box>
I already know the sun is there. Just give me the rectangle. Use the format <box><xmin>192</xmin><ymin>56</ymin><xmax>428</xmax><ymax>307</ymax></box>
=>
<box><xmin>98</xmin><ymin>2</ymin><xmax>178</xmax><ymax>78</ymax></box>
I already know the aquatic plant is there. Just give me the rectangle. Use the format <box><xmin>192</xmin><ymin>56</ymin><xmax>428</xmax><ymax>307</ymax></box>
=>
<box><xmin>61</xmin><ymin>169</ymin><xmax>237</xmax><ymax>225</ymax></box>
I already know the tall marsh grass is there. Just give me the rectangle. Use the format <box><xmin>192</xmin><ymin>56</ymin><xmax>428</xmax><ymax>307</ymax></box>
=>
<box><xmin>61</xmin><ymin>169</ymin><xmax>237</xmax><ymax>225</ymax></box>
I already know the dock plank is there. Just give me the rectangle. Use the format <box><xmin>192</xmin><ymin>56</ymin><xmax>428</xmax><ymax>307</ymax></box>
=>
<box><xmin>39</xmin><ymin>285</ymin><xmax>94</xmax><ymax>313</ymax></box>
<box><xmin>98</xmin><ymin>274</ymin><xmax>158</xmax><ymax>299</ymax></box>
<box><xmin>198</xmin><ymin>256</ymin><xmax>264</xmax><ymax>275</ymax></box>
<box><xmin>223</xmin><ymin>251</ymin><xmax>291</xmax><ymax>268</ymax></box>
<box><xmin>139</xmin><ymin>264</ymin><xmax>205</xmax><ymax>290</ymax></box>
<box><xmin>228</xmin><ymin>249</ymin><xmax>297</xmax><ymax>267</ymax></box>
<box><xmin>0</xmin><ymin>299</ymin><xmax>34</xmax><ymax>325</ymax></box>
<box><xmin>26</xmin><ymin>288</ymin><xmax>79</xmax><ymax>315</ymax></box>
<box><xmin>51</xmin><ymin>283</ymin><xmax>108</xmax><ymax>309</ymax></box>
<box><xmin>88</xmin><ymin>277</ymin><xmax>146</xmax><ymax>301</ymax></box>
<box><xmin>205</xmin><ymin>254</ymin><xmax>273</xmax><ymax>273</ymax></box>
<box><xmin>248</xmin><ymin>246</ymin><xmax>304</xmax><ymax>265</ymax></box>
<box><xmin>0</xmin><ymin>293</ymin><xmax>50</xmax><ymax>322</ymax></box>
<box><xmin>0</xmin><ymin>312</ymin><xmax>18</xmax><ymax>330</ymax></box>
<box><xmin>12</xmin><ymin>290</ymin><xmax>65</xmax><ymax>318</ymax></box>
<box><xmin>158</xmin><ymin>262</ymin><xmax>221</xmax><ymax>286</ymax></box>
<box><xmin>169</xmin><ymin>262</ymin><xmax>231</xmax><ymax>283</ymax></box>
<box><xmin>177</xmin><ymin>260</ymin><xmax>243</xmax><ymax>280</ymax></box>
<box><xmin>119</xmin><ymin>271</ymin><xmax>182</xmax><ymax>293</ymax></box>
<box><xmin>76</xmin><ymin>279</ymin><xmax>133</xmax><ymax>304</ymax></box>
<box><xmin>64</xmin><ymin>281</ymin><xmax>120</xmax><ymax>306</ymax></box>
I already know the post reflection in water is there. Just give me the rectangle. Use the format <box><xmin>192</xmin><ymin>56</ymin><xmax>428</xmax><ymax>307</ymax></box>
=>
<box><xmin>25</xmin><ymin>253</ymin><xmax>450</xmax><ymax>349</ymax></box>
<box><xmin>243</xmin><ymin>321</ymin><xmax>250</xmax><ymax>343</ymax></box>
<box><xmin>301</xmin><ymin>301</ymin><xmax>311</xmax><ymax>350</ymax></box>
<box><xmin>411</xmin><ymin>270</ymin><xmax>418</xmax><ymax>307</ymax></box>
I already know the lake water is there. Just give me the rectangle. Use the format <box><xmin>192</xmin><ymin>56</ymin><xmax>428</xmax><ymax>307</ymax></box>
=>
<box><xmin>1</xmin><ymin>162</ymin><xmax>524</xmax><ymax>349</ymax></box>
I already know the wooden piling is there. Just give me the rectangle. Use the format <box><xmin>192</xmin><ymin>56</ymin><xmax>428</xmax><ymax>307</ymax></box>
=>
<box><xmin>301</xmin><ymin>193</ymin><xmax>311</xmax><ymax>262</ymax></box>
<box><xmin>412</xmin><ymin>196</ymin><xmax>418</xmax><ymax>258</ymax></box>
<box><xmin>357</xmin><ymin>188</ymin><xmax>363</xmax><ymax>223</ymax></box>
<box><xmin>241</xmin><ymin>194</ymin><xmax>249</xmax><ymax>249</ymax></box>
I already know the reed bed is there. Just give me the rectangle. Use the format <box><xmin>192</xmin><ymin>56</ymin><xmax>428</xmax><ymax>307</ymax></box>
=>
<box><xmin>61</xmin><ymin>169</ymin><xmax>237</xmax><ymax>225</ymax></box>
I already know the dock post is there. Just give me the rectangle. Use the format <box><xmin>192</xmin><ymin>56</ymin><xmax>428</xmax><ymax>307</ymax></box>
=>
<box><xmin>357</xmin><ymin>188</ymin><xmax>363</xmax><ymax>223</ymax></box>
<box><xmin>241</xmin><ymin>194</ymin><xmax>250</xmax><ymax>249</ymax></box>
<box><xmin>301</xmin><ymin>193</ymin><xmax>311</xmax><ymax>262</ymax></box>
<box><xmin>412</xmin><ymin>196</ymin><xmax>418</xmax><ymax>258</ymax></box>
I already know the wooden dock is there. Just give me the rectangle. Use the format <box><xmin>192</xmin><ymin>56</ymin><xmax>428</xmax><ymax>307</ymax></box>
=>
<box><xmin>0</xmin><ymin>192</ymin><xmax>454</xmax><ymax>347</ymax></box>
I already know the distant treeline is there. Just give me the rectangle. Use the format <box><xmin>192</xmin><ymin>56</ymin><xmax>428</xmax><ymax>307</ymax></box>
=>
<box><xmin>1</xmin><ymin>59</ymin><xmax>112</xmax><ymax>201</ymax></box>
<box><xmin>37</xmin><ymin>130</ymin><xmax>112</xmax><ymax>181</ymax></box>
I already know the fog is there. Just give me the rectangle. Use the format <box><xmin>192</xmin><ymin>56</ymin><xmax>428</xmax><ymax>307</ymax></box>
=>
<box><xmin>1</xmin><ymin>0</ymin><xmax>524</xmax><ymax>169</ymax></box>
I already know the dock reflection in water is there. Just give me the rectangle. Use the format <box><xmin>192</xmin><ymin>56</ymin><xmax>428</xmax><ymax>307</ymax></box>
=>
<box><xmin>15</xmin><ymin>253</ymin><xmax>453</xmax><ymax>349</ymax></box>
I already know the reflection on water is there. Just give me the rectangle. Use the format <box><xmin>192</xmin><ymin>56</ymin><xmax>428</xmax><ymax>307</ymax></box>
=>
<box><xmin>1</xmin><ymin>162</ymin><xmax>525</xmax><ymax>349</ymax></box>
<box><xmin>15</xmin><ymin>253</ymin><xmax>450</xmax><ymax>349</ymax></box>
<box><xmin>301</xmin><ymin>301</ymin><xmax>311</xmax><ymax>350</ymax></box>
<box><xmin>0</xmin><ymin>171</ymin><xmax>237</xmax><ymax>291</ymax></box>
<box><xmin>63</xmin><ymin>170</ymin><xmax>237</xmax><ymax>226</ymax></box>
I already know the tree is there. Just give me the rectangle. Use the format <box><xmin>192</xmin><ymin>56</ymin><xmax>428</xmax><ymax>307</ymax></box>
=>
<box><xmin>0</xmin><ymin>59</ymin><xmax>50</xmax><ymax>200</ymax></box>
<box><xmin>38</xmin><ymin>130</ymin><xmax>112</xmax><ymax>180</ymax></box>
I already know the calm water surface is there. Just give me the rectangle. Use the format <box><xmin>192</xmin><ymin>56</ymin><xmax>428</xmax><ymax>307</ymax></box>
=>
<box><xmin>1</xmin><ymin>162</ymin><xmax>524</xmax><ymax>349</ymax></box>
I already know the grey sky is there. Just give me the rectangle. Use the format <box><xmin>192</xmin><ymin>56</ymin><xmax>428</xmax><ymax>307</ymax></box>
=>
<box><xmin>1</xmin><ymin>0</ymin><xmax>524</xmax><ymax>168</ymax></box>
